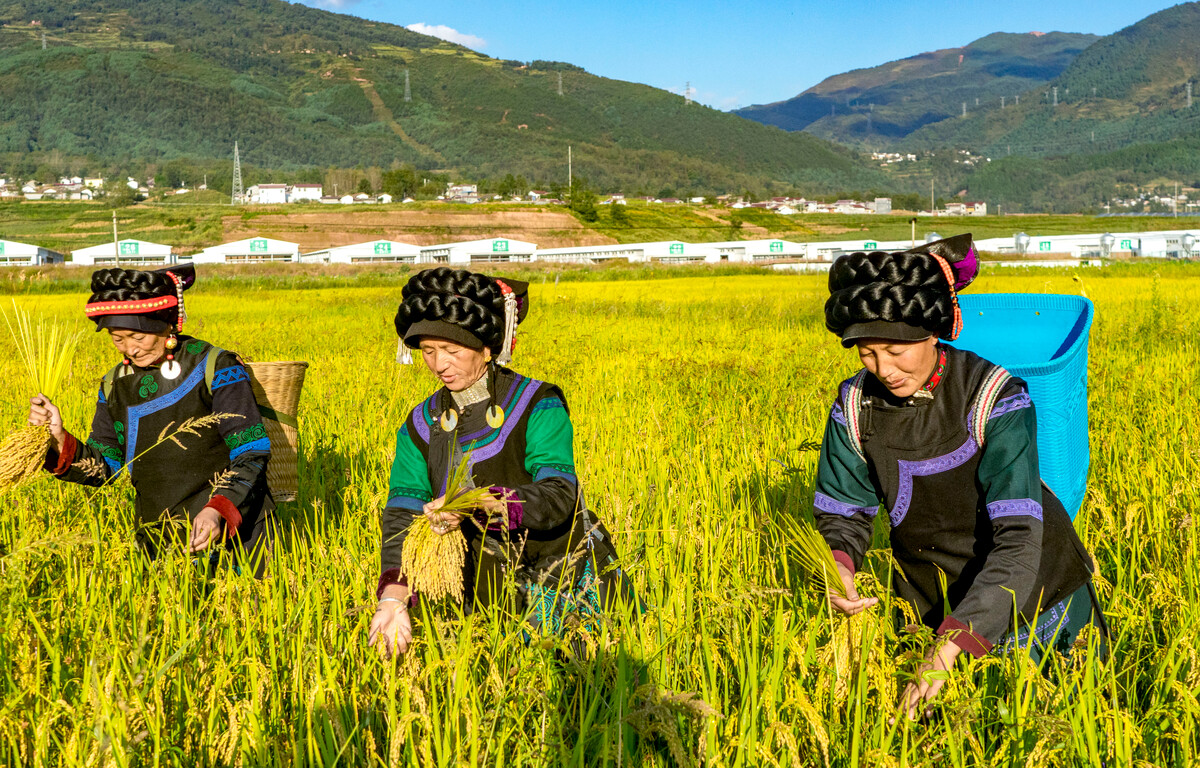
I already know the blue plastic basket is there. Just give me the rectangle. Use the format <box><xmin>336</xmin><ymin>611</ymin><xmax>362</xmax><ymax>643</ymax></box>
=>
<box><xmin>953</xmin><ymin>294</ymin><xmax>1094</xmax><ymax>519</ymax></box>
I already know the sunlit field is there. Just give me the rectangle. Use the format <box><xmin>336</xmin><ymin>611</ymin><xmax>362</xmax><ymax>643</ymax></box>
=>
<box><xmin>1</xmin><ymin>264</ymin><xmax>1197</xmax><ymax>766</ymax></box>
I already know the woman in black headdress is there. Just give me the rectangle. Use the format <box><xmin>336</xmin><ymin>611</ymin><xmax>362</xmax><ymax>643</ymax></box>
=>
<box><xmin>369</xmin><ymin>267</ymin><xmax>628</xmax><ymax>656</ymax></box>
<box><xmin>27</xmin><ymin>264</ymin><xmax>273</xmax><ymax>571</ymax></box>
<box><xmin>812</xmin><ymin>235</ymin><xmax>1103</xmax><ymax>718</ymax></box>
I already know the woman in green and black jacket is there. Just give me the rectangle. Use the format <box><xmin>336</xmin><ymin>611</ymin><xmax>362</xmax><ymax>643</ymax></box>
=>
<box><xmin>369</xmin><ymin>267</ymin><xmax>628</xmax><ymax>656</ymax></box>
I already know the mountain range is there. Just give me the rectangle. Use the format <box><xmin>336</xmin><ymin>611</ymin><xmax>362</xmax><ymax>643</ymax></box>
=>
<box><xmin>3</xmin><ymin>0</ymin><xmax>1200</xmax><ymax>212</ymax></box>
<box><xmin>735</xmin><ymin>31</ymin><xmax>1099</xmax><ymax>146</ymax></box>
<box><xmin>0</xmin><ymin>0</ymin><xmax>882</xmax><ymax>196</ymax></box>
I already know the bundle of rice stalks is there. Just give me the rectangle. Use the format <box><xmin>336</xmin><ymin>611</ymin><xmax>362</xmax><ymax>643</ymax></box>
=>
<box><xmin>402</xmin><ymin>450</ymin><xmax>498</xmax><ymax>604</ymax></box>
<box><xmin>773</xmin><ymin>512</ymin><xmax>850</xmax><ymax>600</ymax></box>
<box><xmin>0</xmin><ymin>303</ymin><xmax>81</xmax><ymax>490</ymax></box>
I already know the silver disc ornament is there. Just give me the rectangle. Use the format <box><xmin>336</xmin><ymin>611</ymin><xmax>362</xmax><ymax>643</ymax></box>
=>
<box><xmin>161</xmin><ymin>360</ymin><xmax>182</xmax><ymax>380</ymax></box>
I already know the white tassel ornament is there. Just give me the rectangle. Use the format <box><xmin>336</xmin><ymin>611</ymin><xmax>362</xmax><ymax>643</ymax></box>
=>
<box><xmin>496</xmin><ymin>291</ymin><xmax>518</xmax><ymax>366</ymax></box>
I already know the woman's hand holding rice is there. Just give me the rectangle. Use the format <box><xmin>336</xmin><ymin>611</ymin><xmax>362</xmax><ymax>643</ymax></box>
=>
<box><xmin>27</xmin><ymin>395</ymin><xmax>66</xmax><ymax>453</ymax></box>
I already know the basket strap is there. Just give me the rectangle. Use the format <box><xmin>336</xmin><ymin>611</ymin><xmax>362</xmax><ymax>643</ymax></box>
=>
<box><xmin>257</xmin><ymin>404</ymin><xmax>298</xmax><ymax>429</ymax></box>
<box><xmin>969</xmin><ymin>365</ymin><xmax>1013</xmax><ymax>448</ymax></box>
<box><xmin>101</xmin><ymin>362</ymin><xmax>134</xmax><ymax>402</ymax></box>
<box><xmin>204</xmin><ymin>346</ymin><xmax>225</xmax><ymax>395</ymax></box>
<box><xmin>844</xmin><ymin>369</ymin><xmax>868</xmax><ymax>463</ymax></box>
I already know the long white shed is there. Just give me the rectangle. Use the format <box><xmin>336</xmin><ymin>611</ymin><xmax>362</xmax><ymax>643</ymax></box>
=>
<box><xmin>72</xmin><ymin>239</ymin><xmax>175</xmax><ymax>266</ymax></box>
<box><xmin>190</xmin><ymin>237</ymin><xmax>300</xmax><ymax>264</ymax></box>
<box><xmin>707</xmin><ymin>239</ymin><xmax>809</xmax><ymax>262</ymax></box>
<box><xmin>0</xmin><ymin>239</ymin><xmax>64</xmax><ymax>266</ymax></box>
<box><xmin>420</xmin><ymin>238</ymin><xmax>537</xmax><ymax>264</ymax></box>
<box><xmin>301</xmin><ymin>240</ymin><xmax>423</xmax><ymax>264</ymax></box>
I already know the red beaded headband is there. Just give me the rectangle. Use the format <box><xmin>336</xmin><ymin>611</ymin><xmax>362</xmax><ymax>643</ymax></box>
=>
<box><xmin>84</xmin><ymin>295</ymin><xmax>179</xmax><ymax>317</ymax></box>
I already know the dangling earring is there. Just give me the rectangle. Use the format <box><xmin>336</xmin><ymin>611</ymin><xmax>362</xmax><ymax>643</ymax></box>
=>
<box><xmin>483</xmin><ymin>355</ymin><xmax>504</xmax><ymax>428</ymax></box>
<box><xmin>161</xmin><ymin>334</ymin><xmax>181</xmax><ymax>380</ymax></box>
<box><xmin>440</xmin><ymin>407</ymin><xmax>459</xmax><ymax>432</ymax></box>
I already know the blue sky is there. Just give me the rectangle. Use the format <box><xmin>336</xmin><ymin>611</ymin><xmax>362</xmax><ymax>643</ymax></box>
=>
<box><xmin>298</xmin><ymin>1</ymin><xmax>1178</xmax><ymax>110</ymax></box>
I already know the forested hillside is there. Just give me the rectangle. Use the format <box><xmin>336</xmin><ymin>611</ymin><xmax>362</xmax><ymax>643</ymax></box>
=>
<box><xmin>903</xmin><ymin>3</ymin><xmax>1200</xmax><ymax>156</ymax></box>
<box><xmin>736</xmin><ymin>32</ymin><xmax>1097</xmax><ymax>146</ymax></box>
<box><xmin>0</xmin><ymin>0</ymin><xmax>885</xmax><ymax>195</ymax></box>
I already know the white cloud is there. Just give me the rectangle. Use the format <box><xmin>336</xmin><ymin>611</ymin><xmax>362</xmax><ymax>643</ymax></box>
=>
<box><xmin>299</xmin><ymin>0</ymin><xmax>362</xmax><ymax>9</ymax></box>
<box><xmin>406</xmin><ymin>23</ymin><xmax>486</xmax><ymax>50</ymax></box>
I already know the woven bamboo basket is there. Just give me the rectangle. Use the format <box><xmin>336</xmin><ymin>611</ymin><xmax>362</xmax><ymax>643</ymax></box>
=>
<box><xmin>246</xmin><ymin>361</ymin><xmax>309</xmax><ymax>502</ymax></box>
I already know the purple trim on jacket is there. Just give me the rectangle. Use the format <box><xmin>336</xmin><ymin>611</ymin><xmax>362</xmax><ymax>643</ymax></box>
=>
<box><xmin>986</xmin><ymin>498</ymin><xmax>1043</xmax><ymax>521</ymax></box>
<box><xmin>815</xmin><ymin>491</ymin><xmax>878</xmax><ymax>518</ymax></box>
<box><xmin>890</xmin><ymin>438</ymin><xmax>979</xmax><ymax>527</ymax></box>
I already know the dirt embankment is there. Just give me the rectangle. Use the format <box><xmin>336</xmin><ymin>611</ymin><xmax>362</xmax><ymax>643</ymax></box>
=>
<box><xmin>223</xmin><ymin>208</ymin><xmax>617</xmax><ymax>249</ymax></box>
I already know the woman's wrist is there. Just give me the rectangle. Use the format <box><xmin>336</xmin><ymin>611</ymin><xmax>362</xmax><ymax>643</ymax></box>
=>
<box><xmin>377</xmin><ymin>597</ymin><xmax>409</xmax><ymax>615</ymax></box>
<box><xmin>378</xmin><ymin>582</ymin><xmax>410</xmax><ymax>605</ymax></box>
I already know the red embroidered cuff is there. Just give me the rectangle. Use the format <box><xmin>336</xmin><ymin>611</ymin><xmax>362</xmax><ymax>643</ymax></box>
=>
<box><xmin>937</xmin><ymin>616</ymin><xmax>993</xmax><ymax>658</ymax></box>
<box><xmin>207</xmin><ymin>495</ymin><xmax>242</xmax><ymax>536</ymax></box>
<box><xmin>831</xmin><ymin>550</ymin><xmax>856</xmax><ymax>575</ymax></box>
<box><xmin>44</xmin><ymin>432</ymin><xmax>79</xmax><ymax>476</ymax></box>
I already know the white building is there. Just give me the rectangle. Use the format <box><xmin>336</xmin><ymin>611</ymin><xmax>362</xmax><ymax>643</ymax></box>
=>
<box><xmin>289</xmin><ymin>184</ymin><xmax>323</xmax><ymax>202</ymax></box>
<box><xmin>300</xmin><ymin>240</ymin><xmax>423</xmax><ymax>264</ymax></box>
<box><xmin>420</xmin><ymin>238</ymin><xmax>537</xmax><ymax>264</ymax></box>
<box><xmin>72</xmin><ymin>239</ymin><xmax>175</xmax><ymax>266</ymax></box>
<box><xmin>706</xmin><ymin>239</ymin><xmax>810</xmax><ymax>262</ymax></box>
<box><xmin>0</xmin><ymin>239</ymin><xmax>64</xmax><ymax>266</ymax></box>
<box><xmin>813</xmin><ymin>238</ymin><xmax>915</xmax><ymax>261</ymax></box>
<box><xmin>535</xmin><ymin>240</ymin><xmax>721</xmax><ymax>264</ymax></box>
<box><xmin>536</xmin><ymin>243</ymin><xmax>648</xmax><ymax>264</ymax></box>
<box><xmin>189</xmin><ymin>237</ymin><xmax>299</xmax><ymax>264</ymax></box>
<box><xmin>447</xmin><ymin>184</ymin><xmax>478</xmax><ymax>200</ymax></box>
<box><xmin>246</xmin><ymin>184</ymin><xmax>289</xmax><ymax>205</ymax></box>
<box><xmin>1133</xmin><ymin>230</ymin><xmax>1200</xmax><ymax>259</ymax></box>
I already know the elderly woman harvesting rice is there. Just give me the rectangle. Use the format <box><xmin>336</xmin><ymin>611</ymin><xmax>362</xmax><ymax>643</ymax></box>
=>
<box><xmin>811</xmin><ymin>236</ymin><xmax>1104</xmax><ymax>719</ymax></box>
<box><xmin>27</xmin><ymin>265</ymin><xmax>273</xmax><ymax>571</ymax></box>
<box><xmin>369</xmin><ymin>267</ymin><xmax>626</xmax><ymax>656</ymax></box>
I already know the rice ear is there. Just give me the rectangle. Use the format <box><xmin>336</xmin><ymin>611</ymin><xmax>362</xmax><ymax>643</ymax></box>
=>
<box><xmin>399</xmin><ymin>449</ymin><xmax>501</xmax><ymax>604</ymax></box>
<box><xmin>774</xmin><ymin>512</ymin><xmax>851</xmax><ymax>600</ymax></box>
<box><xmin>0</xmin><ymin>425</ymin><xmax>53</xmax><ymax>491</ymax></box>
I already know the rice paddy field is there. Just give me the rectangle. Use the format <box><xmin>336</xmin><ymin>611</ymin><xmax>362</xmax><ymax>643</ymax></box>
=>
<box><xmin>1</xmin><ymin>263</ymin><xmax>1198</xmax><ymax>766</ymax></box>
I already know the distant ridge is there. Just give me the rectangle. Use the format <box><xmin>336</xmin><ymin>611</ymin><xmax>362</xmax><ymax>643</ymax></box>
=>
<box><xmin>903</xmin><ymin>3</ymin><xmax>1200</xmax><ymax>157</ymax></box>
<box><xmin>736</xmin><ymin>31</ymin><xmax>1098</xmax><ymax>147</ymax></box>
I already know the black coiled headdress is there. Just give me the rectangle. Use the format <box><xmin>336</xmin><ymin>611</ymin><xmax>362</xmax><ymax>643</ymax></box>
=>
<box><xmin>394</xmin><ymin>267</ymin><xmax>529</xmax><ymax>356</ymax></box>
<box><xmin>824</xmin><ymin>234</ymin><xmax>978</xmax><ymax>347</ymax></box>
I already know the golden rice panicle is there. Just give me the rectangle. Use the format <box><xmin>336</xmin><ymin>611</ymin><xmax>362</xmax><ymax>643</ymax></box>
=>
<box><xmin>3</xmin><ymin>300</ymin><xmax>81</xmax><ymax>400</ymax></box>
<box><xmin>399</xmin><ymin>449</ymin><xmax>497</xmax><ymax>604</ymax></box>
<box><xmin>401</xmin><ymin>516</ymin><xmax>467</xmax><ymax>604</ymax></box>
<box><xmin>0</xmin><ymin>425</ymin><xmax>53</xmax><ymax>490</ymax></box>
<box><xmin>775</xmin><ymin>511</ymin><xmax>851</xmax><ymax>600</ymax></box>
<box><xmin>0</xmin><ymin>303</ymin><xmax>82</xmax><ymax>491</ymax></box>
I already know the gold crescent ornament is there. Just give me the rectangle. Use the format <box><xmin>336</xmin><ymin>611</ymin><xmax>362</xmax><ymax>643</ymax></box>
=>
<box><xmin>486</xmin><ymin>405</ymin><xmax>505</xmax><ymax>429</ymax></box>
